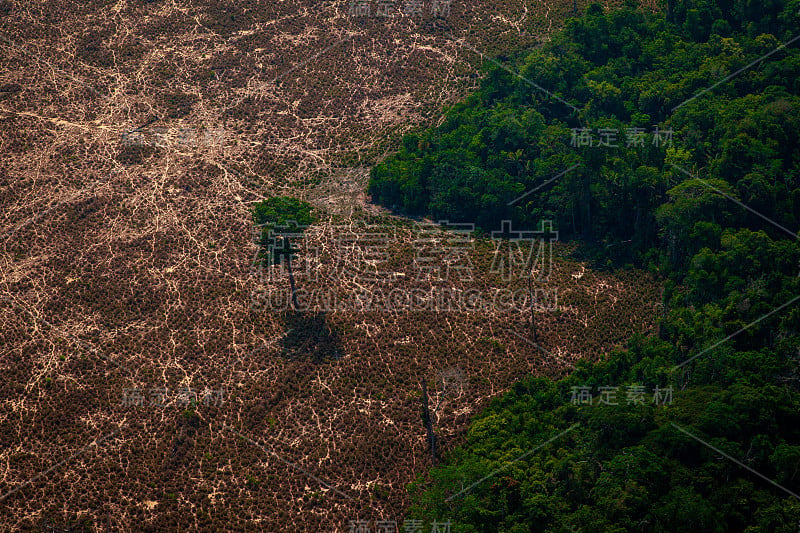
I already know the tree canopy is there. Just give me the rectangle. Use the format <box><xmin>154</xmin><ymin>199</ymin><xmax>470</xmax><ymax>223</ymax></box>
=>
<box><xmin>397</xmin><ymin>1</ymin><xmax>800</xmax><ymax>530</ymax></box>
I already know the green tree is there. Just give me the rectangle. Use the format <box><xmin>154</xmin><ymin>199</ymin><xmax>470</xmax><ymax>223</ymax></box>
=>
<box><xmin>252</xmin><ymin>197</ymin><xmax>316</xmax><ymax>310</ymax></box>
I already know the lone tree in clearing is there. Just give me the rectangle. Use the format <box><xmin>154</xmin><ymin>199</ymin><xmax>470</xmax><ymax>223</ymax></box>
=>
<box><xmin>253</xmin><ymin>196</ymin><xmax>316</xmax><ymax>310</ymax></box>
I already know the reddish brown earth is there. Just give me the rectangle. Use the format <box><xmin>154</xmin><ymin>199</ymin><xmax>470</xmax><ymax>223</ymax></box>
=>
<box><xmin>0</xmin><ymin>0</ymin><xmax>658</xmax><ymax>530</ymax></box>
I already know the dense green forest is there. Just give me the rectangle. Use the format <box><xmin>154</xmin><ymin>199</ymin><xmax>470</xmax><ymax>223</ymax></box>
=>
<box><xmin>370</xmin><ymin>0</ymin><xmax>800</xmax><ymax>530</ymax></box>
<box><xmin>369</xmin><ymin>0</ymin><xmax>800</xmax><ymax>268</ymax></box>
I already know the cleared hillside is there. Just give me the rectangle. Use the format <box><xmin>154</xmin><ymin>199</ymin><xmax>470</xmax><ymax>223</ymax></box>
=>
<box><xmin>0</xmin><ymin>0</ymin><xmax>659</xmax><ymax>530</ymax></box>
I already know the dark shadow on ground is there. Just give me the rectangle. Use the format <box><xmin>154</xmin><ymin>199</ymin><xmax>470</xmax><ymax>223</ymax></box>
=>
<box><xmin>280</xmin><ymin>311</ymin><xmax>342</xmax><ymax>363</ymax></box>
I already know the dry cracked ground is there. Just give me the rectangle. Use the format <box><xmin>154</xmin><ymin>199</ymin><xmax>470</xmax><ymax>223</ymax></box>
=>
<box><xmin>0</xmin><ymin>0</ymin><xmax>659</xmax><ymax>531</ymax></box>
